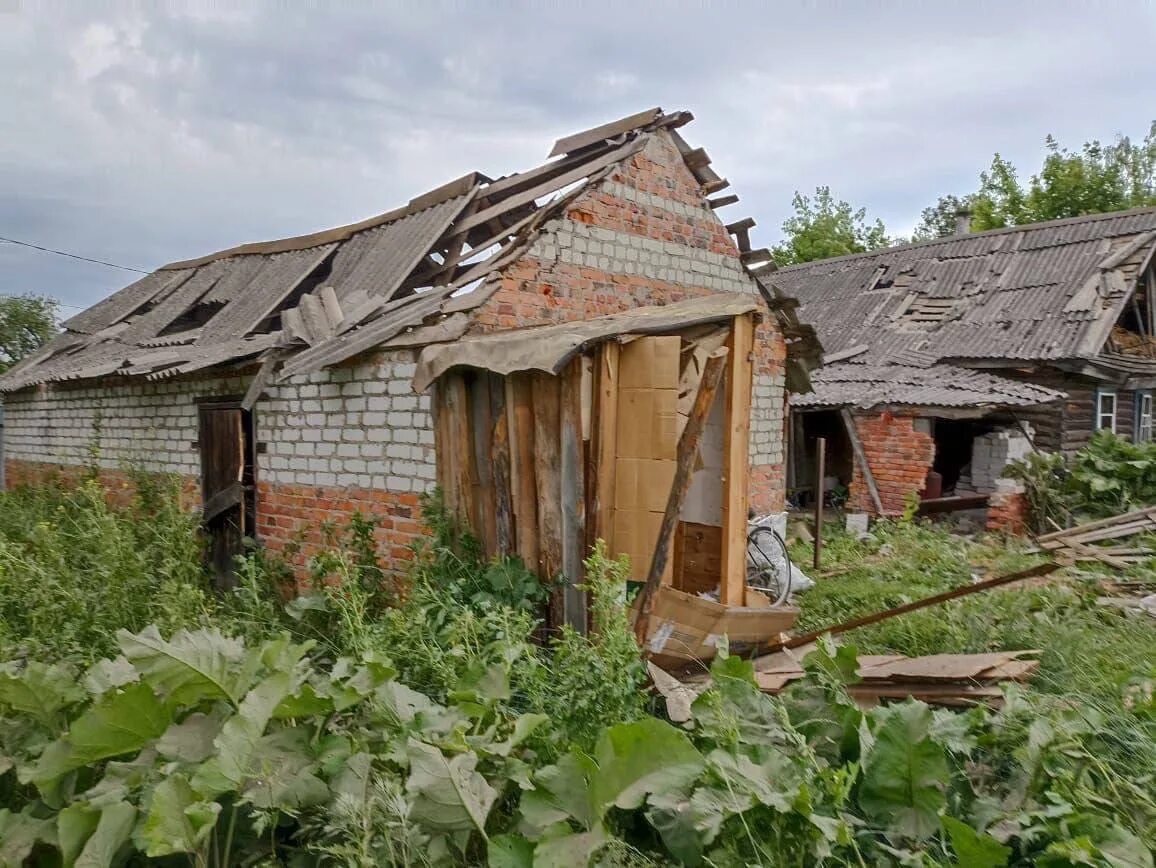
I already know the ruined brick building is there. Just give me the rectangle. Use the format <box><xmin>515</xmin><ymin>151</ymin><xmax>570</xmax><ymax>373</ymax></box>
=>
<box><xmin>0</xmin><ymin>108</ymin><xmax>817</xmax><ymax>593</ymax></box>
<box><xmin>774</xmin><ymin>208</ymin><xmax>1156</xmax><ymax>530</ymax></box>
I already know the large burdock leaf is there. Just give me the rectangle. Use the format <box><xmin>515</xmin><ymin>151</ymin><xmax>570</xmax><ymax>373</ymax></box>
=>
<box><xmin>57</xmin><ymin>804</ymin><xmax>100</xmax><ymax>867</ymax></box>
<box><xmin>0</xmin><ymin>807</ymin><xmax>56</xmax><ymax>866</ymax></box>
<box><xmin>191</xmin><ymin>672</ymin><xmax>293</xmax><ymax>798</ymax></box>
<box><xmin>140</xmin><ymin>774</ymin><xmax>221</xmax><ymax>857</ymax></box>
<box><xmin>73</xmin><ymin>801</ymin><xmax>135</xmax><ymax>868</ymax></box>
<box><xmin>118</xmin><ymin>626</ymin><xmax>253</xmax><ymax>707</ymax></box>
<box><xmin>406</xmin><ymin>739</ymin><xmax>497</xmax><ymax>835</ymax></box>
<box><xmin>532</xmin><ymin>827</ymin><xmax>609</xmax><ymax>868</ymax></box>
<box><xmin>590</xmin><ymin>718</ymin><xmax>704</xmax><ymax>818</ymax></box>
<box><xmin>519</xmin><ymin>751</ymin><xmax>598</xmax><ymax>837</ymax></box>
<box><xmin>156</xmin><ymin>712</ymin><xmax>223</xmax><ymax>764</ymax></box>
<box><xmin>0</xmin><ymin>660</ymin><xmax>84</xmax><ymax>726</ymax></box>
<box><xmin>858</xmin><ymin>702</ymin><xmax>948</xmax><ymax>840</ymax></box>
<box><xmin>32</xmin><ymin>683</ymin><xmax>170</xmax><ymax>790</ymax></box>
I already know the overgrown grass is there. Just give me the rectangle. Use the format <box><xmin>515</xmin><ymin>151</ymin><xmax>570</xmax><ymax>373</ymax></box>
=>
<box><xmin>0</xmin><ymin>473</ymin><xmax>213</xmax><ymax>662</ymax></box>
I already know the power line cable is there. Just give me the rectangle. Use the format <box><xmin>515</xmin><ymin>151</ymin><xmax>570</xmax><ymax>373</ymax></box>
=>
<box><xmin>0</xmin><ymin>235</ymin><xmax>150</xmax><ymax>274</ymax></box>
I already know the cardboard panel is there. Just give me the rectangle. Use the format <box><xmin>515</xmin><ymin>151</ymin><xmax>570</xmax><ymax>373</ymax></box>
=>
<box><xmin>616</xmin><ymin>389</ymin><xmax>678</xmax><ymax>460</ymax></box>
<box><xmin>615</xmin><ymin>458</ymin><xmax>676</xmax><ymax>512</ymax></box>
<box><xmin>613</xmin><ymin>509</ymin><xmax>672</xmax><ymax>584</ymax></box>
<box><xmin>618</xmin><ymin>335</ymin><xmax>680</xmax><ymax>389</ymax></box>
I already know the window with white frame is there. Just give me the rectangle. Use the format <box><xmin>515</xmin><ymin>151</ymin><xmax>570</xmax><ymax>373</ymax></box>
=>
<box><xmin>1137</xmin><ymin>392</ymin><xmax>1153</xmax><ymax>442</ymax></box>
<box><xmin>1097</xmin><ymin>390</ymin><xmax>1117</xmax><ymax>433</ymax></box>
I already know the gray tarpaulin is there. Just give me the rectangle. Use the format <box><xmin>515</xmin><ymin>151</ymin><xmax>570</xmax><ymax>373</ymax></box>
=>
<box><xmin>412</xmin><ymin>294</ymin><xmax>759</xmax><ymax>391</ymax></box>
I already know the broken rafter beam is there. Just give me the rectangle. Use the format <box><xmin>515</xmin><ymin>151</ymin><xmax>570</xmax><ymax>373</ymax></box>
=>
<box><xmin>547</xmin><ymin>106</ymin><xmax>662</xmax><ymax>158</ymax></box>
<box><xmin>726</xmin><ymin>218</ymin><xmax>756</xmax><ymax>254</ymax></box>
<box><xmin>708</xmin><ymin>194</ymin><xmax>739</xmax><ymax>210</ymax></box>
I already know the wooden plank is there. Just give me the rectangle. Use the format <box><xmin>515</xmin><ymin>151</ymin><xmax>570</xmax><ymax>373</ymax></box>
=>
<box><xmin>1046</xmin><ymin>535</ymin><xmax>1131</xmax><ymax>569</ymax></box>
<box><xmin>442</xmin><ymin>374</ymin><xmax>476</xmax><ymax>533</ymax></box>
<box><xmin>509</xmin><ymin>375</ymin><xmax>540</xmax><ymax>572</ymax></box>
<box><xmin>720</xmin><ymin>314</ymin><xmax>754</xmax><ymax>606</ymax></box>
<box><xmin>454</xmin><ymin>139</ymin><xmax>644</xmax><ymax>236</ymax></box>
<box><xmin>594</xmin><ymin>343</ymin><xmax>620</xmax><ymax>548</ymax></box>
<box><xmin>758</xmin><ymin>562</ymin><xmax>1059</xmax><ymax>656</ymax></box>
<box><xmin>840</xmin><ymin>409</ymin><xmax>884</xmax><ymax>515</ymax></box>
<box><xmin>531</xmin><ymin>374</ymin><xmax>564</xmax><ymax>625</ymax></box>
<box><xmin>202</xmin><ymin>481</ymin><xmax>243</xmax><ymax>523</ymax></box>
<box><xmin>1036</xmin><ymin>505</ymin><xmax>1156</xmax><ymax>542</ymax></box>
<box><xmin>560</xmin><ymin>360</ymin><xmax>588</xmax><ymax>633</ymax></box>
<box><xmin>470</xmin><ymin>374</ymin><xmax>497</xmax><ymax>556</ymax></box>
<box><xmin>635</xmin><ymin>350</ymin><xmax>728</xmax><ymax>644</ymax></box>
<box><xmin>489</xmin><ymin>375</ymin><xmax>515</xmax><ymax>558</ymax></box>
<box><xmin>547</xmin><ymin>106</ymin><xmax>660</xmax><ymax>157</ymax></box>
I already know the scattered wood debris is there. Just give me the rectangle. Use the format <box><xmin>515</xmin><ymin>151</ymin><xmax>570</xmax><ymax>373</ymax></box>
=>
<box><xmin>1036</xmin><ymin>505</ymin><xmax>1156</xmax><ymax>566</ymax></box>
<box><xmin>649</xmin><ymin>649</ymin><xmax>1041</xmax><ymax>715</ymax></box>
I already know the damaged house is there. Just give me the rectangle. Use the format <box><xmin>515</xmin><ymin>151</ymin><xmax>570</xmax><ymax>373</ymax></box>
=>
<box><xmin>773</xmin><ymin>208</ymin><xmax>1156</xmax><ymax>530</ymax></box>
<box><xmin>0</xmin><ymin>108</ymin><xmax>817</xmax><ymax>639</ymax></box>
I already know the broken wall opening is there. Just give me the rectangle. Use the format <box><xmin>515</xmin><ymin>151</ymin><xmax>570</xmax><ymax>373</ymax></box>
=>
<box><xmin>789</xmin><ymin>409</ymin><xmax>853</xmax><ymax>509</ymax></box>
<box><xmin>426</xmin><ymin>305</ymin><xmax>797</xmax><ymax>661</ymax></box>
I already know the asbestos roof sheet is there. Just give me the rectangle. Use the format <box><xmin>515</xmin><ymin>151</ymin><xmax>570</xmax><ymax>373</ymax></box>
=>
<box><xmin>413</xmin><ymin>294</ymin><xmax>759</xmax><ymax>391</ymax></box>
<box><xmin>774</xmin><ymin>210</ymin><xmax>1156</xmax><ymax>368</ymax></box>
<box><xmin>2</xmin><ymin>107</ymin><xmax>750</xmax><ymax>393</ymax></box>
<box><xmin>792</xmin><ymin>361</ymin><xmax>1065</xmax><ymax>410</ymax></box>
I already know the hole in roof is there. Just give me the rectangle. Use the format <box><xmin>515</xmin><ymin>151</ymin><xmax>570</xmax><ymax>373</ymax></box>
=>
<box><xmin>451</xmin><ymin>278</ymin><xmax>485</xmax><ymax>298</ymax></box>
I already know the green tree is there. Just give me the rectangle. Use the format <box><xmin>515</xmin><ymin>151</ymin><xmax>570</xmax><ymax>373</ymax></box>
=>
<box><xmin>772</xmin><ymin>186</ymin><xmax>891</xmax><ymax>266</ymax></box>
<box><xmin>916</xmin><ymin>122</ymin><xmax>1156</xmax><ymax>238</ymax></box>
<box><xmin>0</xmin><ymin>295</ymin><xmax>58</xmax><ymax>372</ymax></box>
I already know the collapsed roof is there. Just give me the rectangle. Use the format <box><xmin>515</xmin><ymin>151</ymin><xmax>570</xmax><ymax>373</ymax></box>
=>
<box><xmin>1</xmin><ymin>107</ymin><xmax>817</xmax><ymax>396</ymax></box>
<box><xmin>773</xmin><ymin>208</ymin><xmax>1156</xmax><ymax>410</ymax></box>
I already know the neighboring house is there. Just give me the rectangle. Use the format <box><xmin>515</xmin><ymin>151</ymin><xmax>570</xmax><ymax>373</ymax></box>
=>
<box><xmin>772</xmin><ymin>208</ymin><xmax>1156</xmax><ymax>526</ymax></box>
<box><xmin>0</xmin><ymin>108</ymin><xmax>816</xmax><ymax>606</ymax></box>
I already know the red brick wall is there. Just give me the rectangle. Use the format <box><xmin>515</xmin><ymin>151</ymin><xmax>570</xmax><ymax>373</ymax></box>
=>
<box><xmin>256</xmin><ymin>480</ymin><xmax>425</xmax><ymax>577</ymax></box>
<box><xmin>472</xmin><ymin>132</ymin><xmax>788</xmax><ymax>512</ymax></box>
<box><xmin>5</xmin><ymin>459</ymin><xmax>201</xmax><ymax>510</ymax></box>
<box><xmin>847</xmin><ymin>412</ymin><xmax>936</xmax><ymax>514</ymax></box>
<box><xmin>986</xmin><ymin>488</ymin><xmax>1028</xmax><ymax>535</ymax></box>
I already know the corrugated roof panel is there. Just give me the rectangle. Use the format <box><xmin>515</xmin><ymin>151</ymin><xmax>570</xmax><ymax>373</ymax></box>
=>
<box><xmin>328</xmin><ymin>193</ymin><xmax>471</xmax><ymax>302</ymax></box>
<box><xmin>62</xmin><ymin>270</ymin><xmax>192</xmax><ymax>335</ymax></box>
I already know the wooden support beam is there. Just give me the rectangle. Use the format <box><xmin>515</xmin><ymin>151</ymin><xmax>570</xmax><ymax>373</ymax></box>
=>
<box><xmin>470</xmin><ymin>374</ymin><xmax>497</xmax><ymax>555</ymax></box>
<box><xmin>531</xmin><ymin>374</ymin><xmax>564</xmax><ymax>626</ymax></box>
<box><xmin>634</xmin><ymin>350</ymin><xmax>728</xmax><ymax>644</ymax></box>
<box><xmin>560</xmin><ymin>361</ymin><xmax>588</xmax><ymax>633</ymax></box>
<box><xmin>840</xmin><ymin>409</ymin><xmax>884</xmax><ymax>515</ymax></box>
<box><xmin>241</xmin><ymin>356</ymin><xmax>277</xmax><ymax>411</ymax></box>
<box><xmin>442</xmin><ymin>375</ymin><xmax>476</xmax><ymax>533</ymax></box>
<box><xmin>594</xmin><ymin>342</ymin><xmax>620</xmax><ymax>548</ymax></box>
<box><xmin>508</xmin><ymin>376</ymin><xmax>540</xmax><ymax>572</ymax></box>
<box><xmin>720</xmin><ymin>315</ymin><xmax>754</xmax><ymax>606</ymax></box>
<box><xmin>490</xmin><ymin>376</ymin><xmax>514</xmax><ymax>557</ymax></box>
<box><xmin>708</xmin><ymin>194</ymin><xmax>739</xmax><ymax>210</ymax></box>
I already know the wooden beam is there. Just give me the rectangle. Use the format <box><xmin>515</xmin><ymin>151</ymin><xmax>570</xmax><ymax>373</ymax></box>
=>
<box><xmin>720</xmin><ymin>314</ymin><xmax>754</xmax><ymax>606</ymax></box>
<box><xmin>634</xmin><ymin>350</ymin><xmax>728</xmax><ymax>645</ymax></box>
<box><xmin>708</xmin><ymin>194</ymin><xmax>739</xmax><ymax>210</ymax></box>
<box><xmin>531</xmin><ymin>374</ymin><xmax>564</xmax><ymax>626</ymax></box>
<box><xmin>489</xmin><ymin>375</ymin><xmax>514</xmax><ymax>557</ymax></box>
<box><xmin>508</xmin><ymin>376</ymin><xmax>540</xmax><ymax>572</ymax></box>
<box><xmin>560</xmin><ymin>360</ymin><xmax>588</xmax><ymax>633</ymax></box>
<box><xmin>594</xmin><ymin>343</ymin><xmax>620</xmax><ymax>548</ymax></box>
<box><xmin>840</xmin><ymin>409</ymin><xmax>884</xmax><ymax>515</ymax></box>
<box><xmin>241</xmin><ymin>356</ymin><xmax>277</xmax><ymax>411</ymax></box>
<box><xmin>442</xmin><ymin>374</ymin><xmax>476</xmax><ymax>533</ymax></box>
<box><xmin>470</xmin><ymin>374</ymin><xmax>497</xmax><ymax>556</ymax></box>
<box><xmin>202</xmin><ymin>481</ymin><xmax>242</xmax><ymax>523</ymax></box>
<box><xmin>757</xmin><ymin>563</ymin><xmax>1058</xmax><ymax>655</ymax></box>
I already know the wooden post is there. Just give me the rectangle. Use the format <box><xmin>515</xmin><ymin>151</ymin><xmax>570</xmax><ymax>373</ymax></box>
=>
<box><xmin>720</xmin><ymin>314</ymin><xmax>754</xmax><ymax>606</ymax></box>
<box><xmin>508</xmin><ymin>376</ymin><xmax>540</xmax><ymax>572</ymax></box>
<box><xmin>813</xmin><ymin>436</ymin><xmax>826</xmax><ymax>571</ymax></box>
<box><xmin>531</xmin><ymin>374</ymin><xmax>564</xmax><ymax>626</ymax></box>
<box><xmin>634</xmin><ymin>350</ymin><xmax>728</xmax><ymax>645</ymax></box>
<box><xmin>489</xmin><ymin>376</ymin><xmax>514</xmax><ymax>557</ymax></box>
<box><xmin>560</xmin><ymin>361</ymin><xmax>587</xmax><ymax>633</ymax></box>
<box><xmin>593</xmin><ymin>343</ymin><xmax>620</xmax><ymax>548</ymax></box>
<box><xmin>839</xmin><ymin>409</ymin><xmax>884</xmax><ymax>515</ymax></box>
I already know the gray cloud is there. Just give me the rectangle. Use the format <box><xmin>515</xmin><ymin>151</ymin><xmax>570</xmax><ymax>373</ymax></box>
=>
<box><xmin>2</xmin><ymin>1</ymin><xmax>1155</xmax><ymax>309</ymax></box>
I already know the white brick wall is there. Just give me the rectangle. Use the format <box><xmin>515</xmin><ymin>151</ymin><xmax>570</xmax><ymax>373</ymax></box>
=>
<box><xmin>750</xmin><ymin>372</ymin><xmax>786</xmax><ymax>467</ymax></box>
<box><xmin>257</xmin><ymin>350</ymin><xmax>435</xmax><ymax>494</ymax></box>
<box><xmin>3</xmin><ymin>349</ymin><xmax>439</xmax><ymax>496</ymax></box>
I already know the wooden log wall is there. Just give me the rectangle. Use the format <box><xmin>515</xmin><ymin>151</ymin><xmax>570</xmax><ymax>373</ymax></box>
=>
<box><xmin>432</xmin><ymin>362</ymin><xmax>590</xmax><ymax>632</ymax></box>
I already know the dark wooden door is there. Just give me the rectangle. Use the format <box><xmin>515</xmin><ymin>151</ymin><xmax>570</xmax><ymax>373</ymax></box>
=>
<box><xmin>199</xmin><ymin>404</ymin><xmax>253</xmax><ymax>590</ymax></box>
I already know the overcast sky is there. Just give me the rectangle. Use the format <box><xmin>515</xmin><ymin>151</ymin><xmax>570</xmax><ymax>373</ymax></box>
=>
<box><xmin>3</xmin><ymin>1</ymin><xmax>1155</xmax><ymax>313</ymax></box>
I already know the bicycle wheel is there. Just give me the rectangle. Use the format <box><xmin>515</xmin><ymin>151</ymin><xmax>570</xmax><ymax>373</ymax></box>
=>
<box><xmin>745</xmin><ymin>525</ymin><xmax>793</xmax><ymax>606</ymax></box>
